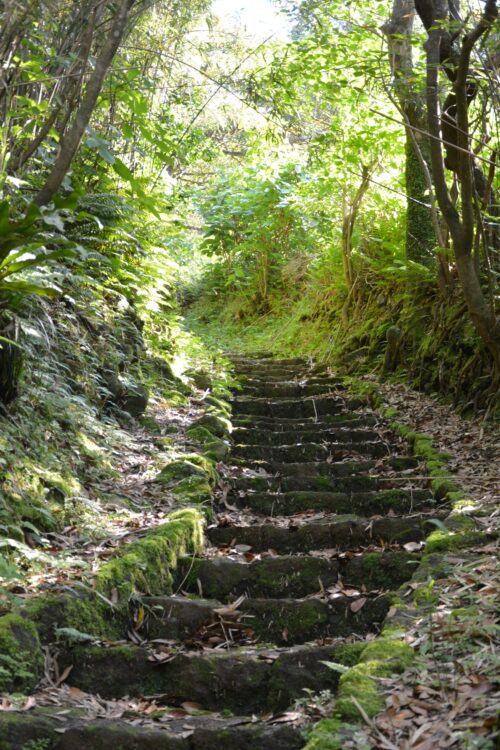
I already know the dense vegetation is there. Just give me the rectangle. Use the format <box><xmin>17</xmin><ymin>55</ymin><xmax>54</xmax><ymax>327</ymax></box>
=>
<box><xmin>0</xmin><ymin>3</ymin><xmax>498</xmax><ymax>746</ymax></box>
<box><xmin>1</xmin><ymin>0</ymin><xmax>498</xmax><ymax>419</ymax></box>
<box><xmin>0</xmin><ymin>0</ymin><xmax>497</xmax><ymax>557</ymax></box>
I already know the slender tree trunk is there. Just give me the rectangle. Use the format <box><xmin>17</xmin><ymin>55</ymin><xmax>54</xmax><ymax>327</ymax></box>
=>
<box><xmin>421</xmin><ymin>0</ymin><xmax>500</xmax><ymax>378</ymax></box>
<box><xmin>383</xmin><ymin>0</ymin><xmax>436</xmax><ymax>265</ymax></box>
<box><xmin>34</xmin><ymin>0</ymin><xmax>137</xmax><ymax>207</ymax></box>
<box><xmin>403</xmin><ymin>108</ymin><xmax>436</xmax><ymax>263</ymax></box>
<box><xmin>342</xmin><ymin>165</ymin><xmax>372</xmax><ymax>291</ymax></box>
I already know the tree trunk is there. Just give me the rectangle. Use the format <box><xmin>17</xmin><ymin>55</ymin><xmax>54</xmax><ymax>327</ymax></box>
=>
<box><xmin>341</xmin><ymin>165</ymin><xmax>372</xmax><ymax>291</ymax></box>
<box><xmin>34</xmin><ymin>0</ymin><xmax>137</xmax><ymax>207</ymax></box>
<box><xmin>383</xmin><ymin>0</ymin><xmax>436</xmax><ymax>265</ymax></box>
<box><xmin>419</xmin><ymin>0</ymin><xmax>500</xmax><ymax>379</ymax></box>
<box><xmin>404</xmin><ymin>111</ymin><xmax>436</xmax><ymax>263</ymax></box>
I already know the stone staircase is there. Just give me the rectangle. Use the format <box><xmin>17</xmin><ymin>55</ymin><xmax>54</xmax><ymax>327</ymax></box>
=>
<box><xmin>1</xmin><ymin>356</ymin><xmax>436</xmax><ymax>749</ymax></box>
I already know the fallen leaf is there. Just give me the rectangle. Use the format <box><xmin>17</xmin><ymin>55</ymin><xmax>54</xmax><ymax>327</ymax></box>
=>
<box><xmin>350</xmin><ymin>597</ymin><xmax>367</xmax><ymax>613</ymax></box>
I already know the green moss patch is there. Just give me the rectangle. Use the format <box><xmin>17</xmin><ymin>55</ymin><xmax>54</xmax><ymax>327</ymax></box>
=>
<box><xmin>155</xmin><ymin>453</ymin><xmax>217</xmax><ymax>487</ymax></box>
<box><xmin>95</xmin><ymin>508</ymin><xmax>204</xmax><ymax>600</ymax></box>
<box><xmin>0</xmin><ymin>613</ymin><xmax>44</xmax><ymax>692</ymax></box>
<box><xmin>334</xmin><ymin>634</ymin><xmax>414</xmax><ymax>721</ymax></box>
<box><xmin>23</xmin><ymin>591</ymin><xmax>126</xmax><ymax>644</ymax></box>
<box><xmin>202</xmin><ymin>437</ymin><xmax>230</xmax><ymax>461</ymax></box>
<box><xmin>304</xmin><ymin>718</ymin><xmax>346</xmax><ymax>750</ymax></box>
<box><xmin>193</xmin><ymin>413</ymin><xmax>232</xmax><ymax>438</ymax></box>
<box><xmin>424</xmin><ymin>529</ymin><xmax>488</xmax><ymax>554</ymax></box>
<box><xmin>186</xmin><ymin>425</ymin><xmax>216</xmax><ymax>444</ymax></box>
<box><xmin>204</xmin><ymin>395</ymin><xmax>231</xmax><ymax>416</ymax></box>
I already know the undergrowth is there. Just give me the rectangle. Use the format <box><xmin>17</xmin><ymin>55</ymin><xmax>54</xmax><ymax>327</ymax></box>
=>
<box><xmin>0</xmin><ymin>278</ymin><xmax>231</xmax><ymax>592</ymax></box>
<box><xmin>185</xmin><ymin>258</ymin><xmax>498</xmax><ymax>419</ymax></box>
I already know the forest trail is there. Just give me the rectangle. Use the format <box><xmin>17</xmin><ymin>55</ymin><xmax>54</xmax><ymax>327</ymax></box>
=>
<box><xmin>1</xmin><ymin>356</ymin><xmax>444</xmax><ymax>748</ymax></box>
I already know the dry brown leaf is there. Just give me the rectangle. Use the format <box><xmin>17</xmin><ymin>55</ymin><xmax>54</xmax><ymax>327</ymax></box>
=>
<box><xmin>350</xmin><ymin>597</ymin><xmax>367</xmax><ymax>613</ymax></box>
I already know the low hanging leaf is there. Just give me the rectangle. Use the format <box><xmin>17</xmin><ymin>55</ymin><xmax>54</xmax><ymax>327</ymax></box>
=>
<box><xmin>0</xmin><ymin>281</ymin><xmax>60</xmax><ymax>299</ymax></box>
<box><xmin>320</xmin><ymin>660</ymin><xmax>350</xmax><ymax>674</ymax></box>
<box><xmin>55</xmin><ymin>627</ymin><xmax>97</xmax><ymax>645</ymax></box>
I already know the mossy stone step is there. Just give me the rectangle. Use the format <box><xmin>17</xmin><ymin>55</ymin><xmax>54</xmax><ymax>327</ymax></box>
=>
<box><xmin>142</xmin><ymin>593</ymin><xmax>389</xmax><ymax>645</ymax></box>
<box><xmin>240</xmin><ymin>374</ymin><xmax>344</xmax><ymax>385</ymax></box>
<box><xmin>176</xmin><ymin>555</ymin><xmax>339</xmax><ymax>599</ymax></box>
<box><xmin>231</xmin><ymin>356</ymin><xmax>309</xmax><ymax>367</ymax></box>
<box><xmin>241</xmin><ymin>382</ymin><xmax>346</xmax><ymax>398</ymax></box>
<box><xmin>0</xmin><ymin>710</ymin><xmax>305</xmax><ymax>749</ymax></box>
<box><xmin>228</xmin><ymin>473</ymin><xmax>380</xmax><ymax>493</ymax></box>
<box><xmin>234</xmin><ymin>368</ymin><xmax>327</xmax><ymax>381</ymax></box>
<box><xmin>229</xmin><ymin>456</ymin><xmax>417</xmax><ymax>477</ymax></box>
<box><xmin>232</xmin><ymin>413</ymin><xmax>376</xmax><ymax>429</ymax></box>
<box><xmin>175</xmin><ymin>551</ymin><xmax>418</xmax><ymax>599</ymax></box>
<box><xmin>227</xmin><ymin>350</ymin><xmax>276</xmax><ymax>359</ymax></box>
<box><xmin>206</xmin><ymin>515</ymin><xmax>430</xmax><ymax>553</ymax></box>
<box><xmin>234</xmin><ymin>359</ymin><xmax>330</xmax><ymax>380</ymax></box>
<box><xmin>59</xmin><ymin>642</ymin><xmax>345</xmax><ymax>713</ymax></box>
<box><xmin>232</xmin><ymin>396</ymin><xmax>366</xmax><ymax>418</ymax></box>
<box><xmin>232</xmin><ymin>441</ymin><xmax>390</xmax><ymax>461</ymax></box>
<box><xmin>229</xmin><ymin>458</ymin><xmax>380</xmax><ymax>477</ymax></box>
<box><xmin>232</xmin><ymin>427</ymin><xmax>379</xmax><ymax>445</ymax></box>
<box><xmin>230</xmin><ymin>488</ymin><xmax>435</xmax><ymax>516</ymax></box>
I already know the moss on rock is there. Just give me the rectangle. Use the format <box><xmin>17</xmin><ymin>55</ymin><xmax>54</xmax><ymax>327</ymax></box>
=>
<box><xmin>95</xmin><ymin>508</ymin><xmax>204</xmax><ymax>600</ymax></box>
<box><xmin>303</xmin><ymin>718</ymin><xmax>346</xmax><ymax>750</ymax></box>
<box><xmin>424</xmin><ymin>529</ymin><xmax>488</xmax><ymax>554</ymax></box>
<box><xmin>0</xmin><ymin>613</ymin><xmax>43</xmax><ymax>692</ymax></box>
<box><xmin>193</xmin><ymin>413</ymin><xmax>232</xmax><ymax>438</ymax></box>
<box><xmin>185</xmin><ymin>425</ymin><xmax>216</xmax><ymax>444</ymax></box>
<box><xmin>333</xmin><ymin>635</ymin><xmax>414</xmax><ymax>722</ymax></box>
<box><xmin>24</xmin><ymin>591</ymin><xmax>126</xmax><ymax>643</ymax></box>
<box><xmin>156</xmin><ymin>453</ymin><xmax>217</xmax><ymax>486</ymax></box>
<box><xmin>204</xmin><ymin>395</ymin><xmax>231</xmax><ymax>416</ymax></box>
<box><xmin>202</xmin><ymin>438</ymin><xmax>230</xmax><ymax>461</ymax></box>
<box><xmin>335</xmin><ymin>665</ymin><xmax>385</xmax><ymax>720</ymax></box>
<box><xmin>155</xmin><ymin>459</ymin><xmax>207</xmax><ymax>484</ymax></box>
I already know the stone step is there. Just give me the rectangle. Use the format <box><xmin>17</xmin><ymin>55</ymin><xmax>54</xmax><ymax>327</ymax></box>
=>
<box><xmin>0</xmin><ymin>711</ymin><xmax>305</xmax><ymax>750</ymax></box>
<box><xmin>206</xmin><ymin>515</ymin><xmax>430</xmax><ymax>553</ymax></box>
<box><xmin>176</xmin><ymin>551</ymin><xmax>419</xmax><ymax>599</ymax></box>
<box><xmin>233</xmin><ymin>365</ymin><xmax>330</xmax><ymax>381</ymax></box>
<box><xmin>232</xmin><ymin>441</ymin><xmax>390</xmax><ymax>461</ymax></box>
<box><xmin>142</xmin><ymin>593</ymin><xmax>389</xmax><ymax>645</ymax></box>
<box><xmin>241</xmin><ymin>382</ymin><xmax>346</xmax><ymax>398</ymax></box>
<box><xmin>228</xmin><ymin>457</ymin><xmax>416</xmax><ymax>477</ymax></box>
<box><xmin>59</xmin><ymin>642</ymin><xmax>346</xmax><ymax>713</ymax></box>
<box><xmin>234</xmin><ymin>365</ymin><xmax>327</xmax><ymax>378</ymax></box>
<box><xmin>230</xmin><ymin>489</ymin><xmax>435</xmax><ymax>516</ymax></box>
<box><xmin>231</xmin><ymin>396</ymin><xmax>365</xmax><ymax>418</ymax></box>
<box><xmin>228</xmin><ymin>473</ymin><xmax>380</xmax><ymax>493</ymax></box>
<box><xmin>232</xmin><ymin>413</ymin><xmax>377</xmax><ymax>429</ymax></box>
<box><xmin>227</xmin><ymin>350</ymin><xmax>276</xmax><ymax>359</ymax></box>
<box><xmin>240</xmin><ymin>374</ymin><xmax>344</xmax><ymax>386</ymax></box>
<box><xmin>233</xmin><ymin>359</ymin><xmax>330</xmax><ymax>376</ymax></box>
<box><xmin>230</xmin><ymin>356</ymin><xmax>308</xmax><ymax>366</ymax></box>
<box><xmin>232</xmin><ymin>427</ymin><xmax>379</xmax><ymax>445</ymax></box>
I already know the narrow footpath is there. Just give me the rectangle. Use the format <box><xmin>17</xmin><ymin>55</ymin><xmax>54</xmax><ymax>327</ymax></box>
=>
<box><xmin>2</xmin><ymin>356</ymin><xmax>440</xmax><ymax>749</ymax></box>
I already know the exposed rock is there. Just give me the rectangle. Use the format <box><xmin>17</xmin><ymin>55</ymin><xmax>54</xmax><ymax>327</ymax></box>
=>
<box><xmin>193</xmin><ymin>412</ymin><xmax>232</xmax><ymax>438</ymax></box>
